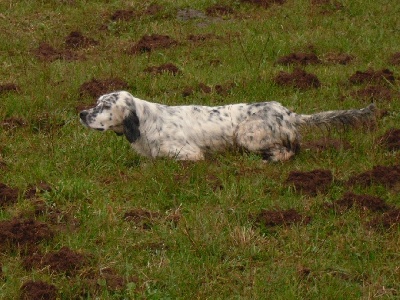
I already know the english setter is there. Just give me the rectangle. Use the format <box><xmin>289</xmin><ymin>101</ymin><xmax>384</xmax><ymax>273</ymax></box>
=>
<box><xmin>79</xmin><ymin>91</ymin><xmax>376</xmax><ymax>161</ymax></box>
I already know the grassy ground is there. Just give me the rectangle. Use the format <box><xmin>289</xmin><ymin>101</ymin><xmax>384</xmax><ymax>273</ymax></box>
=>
<box><xmin>0</xmin><ymin>0</ymin><xmax>399</xmax><ymax>299</ymax></box>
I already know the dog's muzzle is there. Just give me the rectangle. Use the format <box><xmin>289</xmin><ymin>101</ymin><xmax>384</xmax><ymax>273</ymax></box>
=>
<box><xmin>79</xmin><ymin>111</ymin><xmax>88</xmax><ymax>122</ymax></box>
<box><xmin>79</xmin><ymin>111</ymin><xmax>105</xmax><ymax>131</ymax></box>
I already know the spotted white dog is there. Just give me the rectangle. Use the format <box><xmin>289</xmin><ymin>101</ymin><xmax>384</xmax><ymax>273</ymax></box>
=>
<box><xmin>79</xmin><ymin>91</ymin><xmax>376</xmax><ymax>161</ymax></box>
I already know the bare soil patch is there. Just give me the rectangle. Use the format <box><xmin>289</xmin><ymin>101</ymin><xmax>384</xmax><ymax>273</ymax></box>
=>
<box><xmin>349</xmin><ymin>68</ymin><xmax>395</xmax><ymax>85</ymax></box>
<box><xmin>286</xmin><ymin>169</ymin><xmax>333</xmax><ymax>195</ymax></box>
<box><xmin>302</xmin><ymin>138</ymin><xmax>352</xmax><ymax>152</ymax></box>
<box><xmin>328</xmin><ymin>192</ymin><xmax>392</xmax><ymax>213</ymax></box>
<box><xmin>274</xmin><ymin>68</ymin><xmax>321</xmax><ymax>89</ymax></box>
<box><xmin>351</xmin><ymin>85</ymin><xmax>397</xmax><ymax>102</ymax></box>
<box><xmin>78</xmin><ymin>77</ymin><xmax>129</xmax><ymax>99</ymax></box>
<box><xmin>32</xmin><ymin>42</ymin><xmax>82</xmax><ymax>62</ymax></box>
<box><xmin>0</xmin><ymin>182</ymin><xmax>20</xmax><ymax>207</ymax></box>
<box><xmin>241</xmin><ymin>0</ymin><xmax>286</xmax><ymax>9</ymax></box>
<box><xmin>323</xmin><ymin>52</ymin><xmax>354</xmax><ymax>65</ymax></box>
<box><xmin>346</xmin><ymin>165</ymin><xmax>400</xmax><ymax>189</ymax></box>
<box><xmin>64</xmin><ymin>31</ymin><xmax>99</xmax><ymax>49</ymax></box>
<box><xmin>368</xmin><ymin>209</ymin><xmax>400</xmax><ymax>229</ymax></box>
<box><xmin>0</xmin><ymin>218</ymin><xmax>53</xmax><ymax>249</ymax></box>
<box><xmin>20</xmin><ymin>281</ymin><xmax>57</xmax><ymax>300</ymax></box>
<box><xmin>144</xmin><ymin>63</ymin><xmax>181</xmax><ymax>75</ymax></box>
<box><xmin>128</xmin><ymin>34</ymin><xmax>178</xmax><ymax>54</ymax></box>
<box><xmin>110</xmin><ymin>9</ymin><xmax>136</xmax><ymax>21</ymax></box>
<box><xmin>33</xmin><ymin>30</ymin><xmax>97</xmax><ymax>62</ymax></box>
<box><xmin>379</xmin><ymin>128</ymin><xmax>400</xmax><ymax>151</ymax></box>
<box><xmin>388</xmin><ymin>52</ymin><xmax>400</xmax><ymax>65</ymax></box>
<box><xmin>276</xmin><ymin>52</ymin><xmax>321</xmax><ymax>65</ymax></box>
<box><xmin>0</xmin><ymin>83</ymin><xmax>19</xmax><ymax>94</ymax></box>
<box><xmin>23</xmin><ymin>246</ymin><xmax>87</xmax><ymax>275</ymax></box>
<box><xmin>252</xmin><ymin>208</ymin><xmax>311</xmax><ymax>227</ymax></box>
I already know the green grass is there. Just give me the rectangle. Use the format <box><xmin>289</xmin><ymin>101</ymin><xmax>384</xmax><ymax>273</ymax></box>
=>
<box><xmin>0</xmin><ymin>0</ymin><xmax>399</xmax><ymax>299</ymax></box>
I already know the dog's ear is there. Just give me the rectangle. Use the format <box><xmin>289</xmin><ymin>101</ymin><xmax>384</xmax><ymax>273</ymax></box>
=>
<box><xmin>123</xmin><ymin>111</ymin><xmax>140</xmax><ymax>143</ymax></box>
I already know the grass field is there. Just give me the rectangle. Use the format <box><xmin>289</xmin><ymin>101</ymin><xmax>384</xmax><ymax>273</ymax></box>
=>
<box><xmin>0</xmin><ymin>0</ymin><xmax>399</xmax><ymax>299</ymax></box>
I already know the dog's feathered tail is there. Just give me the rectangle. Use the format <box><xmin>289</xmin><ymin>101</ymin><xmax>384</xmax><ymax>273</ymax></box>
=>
<box><xmin>297</xmin><ymin>103</ymin><xmax>377</xmax><ymax>129</ymax></box>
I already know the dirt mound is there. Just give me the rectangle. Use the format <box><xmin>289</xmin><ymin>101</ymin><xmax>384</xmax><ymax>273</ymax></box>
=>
<box><xmin>277</xmin><ymin>52</ymin><xmax>321</xmax><ymax>65</ymax></box>
<box><xmin>32</xmin><ymin>42</ymin><xmax>62</xmax><ymax>62</ymax></box>
<box><xmin>349</xmin><ymin>68</ymin><xmax>395</xmax><ymax>85</ymax></box>
<box><xmin>328</xmin><ymin>192</ymin><xmax>391</xmax><ymax>213</ymax></box>
<box><xmin>110</xmin><ymin>9</ymin><xmax>136</xmax><ymax>21</ymax></box>
<box><xmin>79</xmin><ymin>78</ymin><xmax>129</xmax><ymax>99</ymax></box>
<box><xmin>32</xmin><ymin>42</ymin><xmax>81</xmax><ymax>62</ymax></box>
<box><xmin>389</xmin><ymin>52</ymin><xmax>400</xmax><ymax>65</ymax></box>
<box><xmin>368</xmin><ymin>209</ymin><xmax>400</xmax><ymax>229</ymax></box>
<box><xmin>144</xmin><ymin>63</ymin><xmax>181</xmax><ymax>75</ymax></box>
<box><xmin>241</xmin><ymin>0</ymin><xmax>286</xmax><ymax>8</ymax></box>
<box><xmin>0</xmin><ymin>183</ymin><xmax>20</xmax><ymax>207</ymax></box>
<box><xmin>379</xmin><ymin>128</ymin><xmax>400</xmax><ymax>151</ymax></box>
<box><xmin>0</xmin><ymin>83</ymin><xmax>19</xmax><ymax>94</ymax></box>
<box><xmin>323</xmin><ymin>52</ymin><xmax>354</xmax><ymax>65</ymax></box>
<box><xmin>302</xmin><ymin>138</ymin><xmax>352</xmax><ymax>152</ymax></box>
<box><xmin>23</xmin><ymin>246</ymin><xmax>87</xmax><ymax>275</ymax></box>
<box><xmin>20</xmin><ymin>281</ymin><xmax>57</xmax><ymax>300</ymax></box>
<box><xmin>205</xmin><ymin>4</ymin><xmax>235</xmax><ymax>16</ymax></box>
<box><xmin>65</xmin><ymin>31</ymin><xmax>98</xmax><ymax>49</ymax></box>
<box><xmin>347</xmin><ymin>165</ymin><xmax>400</xmax><ymax>189</ymax></box>
<box><xmin>128</xmin><ymin>34</ymin><xmax>178</xmax><ymax>54</ymax></box>
<box><xmin>286</xmin><ymin>169</ymin><xmax>333</xmax><ymax>195</ymax></box>
<box><xmin>274</xmin><ymin>68</ymin><xmax>321</xmax><ymax>89</ymax></box>
<box><xmin>0</xmin><ymin>218</ymin><xmax>53</xmax><ymax>248</ymax></box>
<box><xmin>351</xmin><ymin>85</ymin><xmax>397</xmax><ymax>102</ymax></box>
<box><xmin>252</xmin><ymin>208</ymin><xmax>311</xmax><ymax>227</ymax></box>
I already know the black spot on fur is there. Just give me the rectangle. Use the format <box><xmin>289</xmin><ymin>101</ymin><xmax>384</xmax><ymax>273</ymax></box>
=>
<box><xmin>123</xmin><ymin>111</ymin><xmax>140</xmax><ymax>143</ymax></box>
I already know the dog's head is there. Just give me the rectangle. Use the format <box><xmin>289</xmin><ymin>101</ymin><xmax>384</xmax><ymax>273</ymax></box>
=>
<box><xmin>79</xmin><ymin>91</ymin><xmax>140</xmax><ymax>142</ymax></box>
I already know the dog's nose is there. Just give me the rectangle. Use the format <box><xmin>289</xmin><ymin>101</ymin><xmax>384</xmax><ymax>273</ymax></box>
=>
<box><xmin>79</xmin><ymin>111</ymin><xmax>88</xmax><ymax>120</ymax></box>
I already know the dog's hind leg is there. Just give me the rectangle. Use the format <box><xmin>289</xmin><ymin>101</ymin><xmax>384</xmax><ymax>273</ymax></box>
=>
<box><xmin>235</xmin><ymin>119</ymin><xmax>300</xmax><ymax>162</ymax></box>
